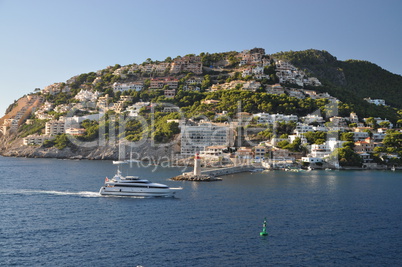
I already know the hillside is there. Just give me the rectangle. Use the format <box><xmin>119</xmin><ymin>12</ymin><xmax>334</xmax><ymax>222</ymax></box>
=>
<box><xmin>1</xmin><ymin>48</ymin><xmax>401</xmax><ymax>125</ymax></box>
<box><xmin>272</xmin><ymin>49</ymin><xmax>402</xmax><ymax>118</ymax></box>
<box><xmin>1</xmin><ymin>47</ymin><xmax>402</xmax><ymax>164</ymax></box>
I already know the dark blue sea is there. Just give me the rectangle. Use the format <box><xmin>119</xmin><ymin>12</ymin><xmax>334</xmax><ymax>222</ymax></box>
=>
<box><xmin>1</xmin><ymin>156</ymin><xmax>401</xmax><ymax>266</ymax></box>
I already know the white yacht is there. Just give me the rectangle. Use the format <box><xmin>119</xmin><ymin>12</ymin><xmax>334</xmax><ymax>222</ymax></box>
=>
<box><xmin>113</xmin><ymin>160</ymin><xmax>127</xmax><ymax>165</ymax></box>
<box><xmin>99</xmin><ymin>166</ymin><xmax>181</xmax><ymax>197</ymax></box>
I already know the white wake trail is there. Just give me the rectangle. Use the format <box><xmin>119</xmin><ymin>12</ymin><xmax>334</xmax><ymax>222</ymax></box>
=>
<box><xmin>1</xmin><ymin>189</ymin><xmax>101</xmax><ymax>197</ymax></box>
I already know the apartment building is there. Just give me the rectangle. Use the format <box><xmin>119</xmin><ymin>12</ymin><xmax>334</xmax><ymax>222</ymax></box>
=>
<box><xmin>150</xmin><ymin>77</ymin><xmax>179</xmax><ymax>89</ymax></box>
<box><xmin>45</xmin><ymin>120</ymin><xmax>65</xmax><ymax>136</ymax></box>
<box><xmin>180</xmin><ymin>123</ymin><xmax>233</xmax><ymax>155</ymax></box>
<box><xmin>23</xmin><ymin>134</ymin><xmax>54</xmax><ymax>145</ymax></box>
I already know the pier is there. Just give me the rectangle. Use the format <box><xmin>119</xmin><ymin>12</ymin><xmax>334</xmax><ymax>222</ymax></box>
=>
<box><xmin>171</xmin><ymin>153</ymin><xmax>259</xmax><ymax>181</ymax></box>
<box><xmin>171</xmin><ymin>166</ymin><xmax>257</xmax><ymax>181</ymax></box>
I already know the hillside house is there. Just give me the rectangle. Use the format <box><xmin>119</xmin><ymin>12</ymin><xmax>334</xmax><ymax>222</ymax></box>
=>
<box><xmin>354</xmin><ymin>137</ymin><xmax>378</xmax><ymax>153</ymax></box>
<box><xmin>364</xmin><ymin>98</ymin><xmax>386</xmax><ymax>106</ymax></box>
<box><xmin>266</xmin><ymin>84</ymin><xmax>285</xmax><ymax>95</ymax></box>
<box><xmin>112</xmin><ymin>82</ymin><xmax>143</xmax><ymax>92</ymax></box>
<box><xmin>150</xmin><ymin>77</ymin><xmax>179</xmax><ymax>89</ymax></box>
<box><xmin>164</xmin><ymin>89</ymin><xmax>176</xmax><ymax>98</ymax></box>
<box><xmin>170</xmin><ymin>55</ymin><xmax>202</xmax><ymax>74</ymax></box>
<box><xmin>65</xmin><ymin>128</ymin><xmax>86</xmax><ymax>136</ymax></box>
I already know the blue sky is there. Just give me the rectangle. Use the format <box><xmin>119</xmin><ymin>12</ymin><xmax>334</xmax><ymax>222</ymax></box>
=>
<box><xmin>1</xmin><ymin>0</ymin><xmax>401</xmax><ymax>115</ymax></box>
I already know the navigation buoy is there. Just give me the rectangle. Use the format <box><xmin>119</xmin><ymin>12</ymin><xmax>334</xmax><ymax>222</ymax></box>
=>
<box><xmin>260</xmin><ymin>217</ymin><xmax>268</xmax><ymax>236</ymax></box>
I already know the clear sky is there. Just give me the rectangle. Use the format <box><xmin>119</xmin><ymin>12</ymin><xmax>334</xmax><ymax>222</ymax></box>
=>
<box><xmin>1</xmin><ymin>0</ymin><xmax>401</xmax><ymax>115</ymax></box>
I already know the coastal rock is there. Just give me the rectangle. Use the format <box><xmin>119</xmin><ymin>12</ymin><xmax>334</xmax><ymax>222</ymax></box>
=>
<box><xmin>0</xmin><ymin>136</ymin><xmax>181</xmax><ymax>162</ymax></box>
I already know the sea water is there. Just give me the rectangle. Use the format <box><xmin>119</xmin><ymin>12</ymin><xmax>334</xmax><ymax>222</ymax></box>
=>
<box><xmin>1</xmin><ymin>156</ymin><xmax>401</xmax><ymax>266</ymax></box>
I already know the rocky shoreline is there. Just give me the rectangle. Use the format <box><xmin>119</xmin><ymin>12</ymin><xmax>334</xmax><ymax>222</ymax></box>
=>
<box><xmin>171</xmin><ymin>175</ymin><xmax>222</xmax><ymax>181</ymax></box>
<box><xmin>0</xmin><ymin>135</ymin><xmax>182</xmax><ymax>162</ymax></box>
<box><xmin>0</xmin><ymin>136</ymin><xmax>399</xmax><ymax>171</ymax></box>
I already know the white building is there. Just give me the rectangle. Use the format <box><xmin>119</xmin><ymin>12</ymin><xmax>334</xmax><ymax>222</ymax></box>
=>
<box><xmin>310</xmin><ymin>143</ymin><xmax>331</xmax><ymax>158</ymax></box>
<box><xmin>242</xmin><ymin>81</ymin><xmax>261</xmax><ymax>91</ymax></box>
<box><xmin>288</xmin><ymin>134</ymin><xmax>308</xmax><ymax>144</ymax></box>
<box><xmin>349</xmin><ymin>112</ymin><xmax>359</xmax><ymax>124</ymax></box>
<box><xmin>254</xmin><ymin>113</ymin><xmax>298</xmax><ymax>124</ymax></box>
<box><xmin>65</xmin><ymin>128</ymin><xmax>86</xmax><ymax>136</ymax></box>
<box><xmin>74</xmin><ymin>89</ymin><xmax>100</xmax><ymax>102</ymax></box>
<box><xmin>364</xmin><ymin>98</ymin><xmax>386</xmax><ymax>106</ymax></box>
<box><xmin>113</xmin><ymin>82</ymin><xmax>143</xmax><ymax>92</ymax></box>
<box><xmin>45</xmin><ymin>120</ymin><xmax>65</xmax><ymax>136</ymax></box>
<box><xmin>126</xmin><ymin>102</ymin><xmax>150</xmax><ymax>117</ymax></box>
<box><xmin>363</xmin><ymin>117</ymin><xmax>393</xmax><ymax>128</ymax></box>
<box><xmin>302</xmin><ymin>157</ymin><xmax>323</xmax><ymax>163</ymax></box>
<box><xmin>353</xmin><ymin>131</ymin><xmax>370</xmax><ymax>141</ymax></box>
<box><xmin>180</xmin><ymin>123</ymin><xmax>233</xmax><ymax>155</ymax></box>
<box><xmin>294</xmin><ymin>123</ymin><xmax>314</xmax><ymax>136</ymax></box>
<box><xmin>327</xmin><ymin>138</ymin><xmax>346</xmax><ymax>151</ymax></box>
<box><xmin>64</xmin><ymin>114</ymin><xmax>101</xmax><ymax>128</ymax></box>
<box><xmin>23</xmin><ymin>135</ymin><xmax>54</xmax><ymax>146</ymax></box>
<box><xmin>301</xmin><ymin>114</ymin><xmax>325</xmax><ymax>124</ymax></box>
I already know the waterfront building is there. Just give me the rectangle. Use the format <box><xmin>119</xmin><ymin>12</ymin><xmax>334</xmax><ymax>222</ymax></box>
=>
<box><xmin>45</xmin><ymin>120</ymin><xmax>65</xmax><ymax>136</ymax></box>
<box><xmin>310</xmin><ymin>143</ymin><xmax>331</xmax><ymax>158</ymax></box>
<box><xmin>254</xmin><ymin>145</ymin><xmax>267</xmax><ymax>161</ymax></box>
<box><xmin>301</xmin><ymin>157</ymin><xmax>323</xmax><ymax>163</ymax></box>
<box><xmin>180</xmin><ymin>123</ymin><xmax>233</xmax><ymax>155</ymax></box>
<box><xmin>23</xmin><ymin>134</ymin><xmax>54</xmax><ymax>146</ymax></box>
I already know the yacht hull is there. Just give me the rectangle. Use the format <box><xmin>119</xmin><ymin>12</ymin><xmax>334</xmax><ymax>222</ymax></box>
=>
<box><xmin>99</xmin><ymin>186</ymin><xmax>177</xmax><ymax>197</ymax></box>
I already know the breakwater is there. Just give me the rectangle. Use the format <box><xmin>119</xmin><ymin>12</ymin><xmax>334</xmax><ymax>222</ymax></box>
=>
<box><xmin>171</xmin><ymin>166</ymin><xmax>257</xmax><ymax>181</ymax></box>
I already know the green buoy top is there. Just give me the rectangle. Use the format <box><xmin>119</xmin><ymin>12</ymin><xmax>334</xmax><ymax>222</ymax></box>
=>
<box><xmin>260</xmin><ymin>217</ymin><xmax>268</xmax><ymax>236</ymax></box>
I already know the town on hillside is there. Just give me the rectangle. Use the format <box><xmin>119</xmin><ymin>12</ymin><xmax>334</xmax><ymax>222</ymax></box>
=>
<box><xmin>1</xmin><ymin>48</ymin><xmax>401</xmax><ymax>170</ymax></box>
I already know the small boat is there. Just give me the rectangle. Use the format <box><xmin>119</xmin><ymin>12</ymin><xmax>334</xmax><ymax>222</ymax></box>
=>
<box><xmin>113</xmin><ymin>160</ymin><xmax>127</xmax><ymax>165</ymax></box>
<box><xmin>99</xmin><ymin>165</ymin><xmax>182</xmax><ymax>197</ymax></box>
<box><xmin>284</xmin><ymin>167</ymin><xmax>302</xmax><ymax>172</ymax></box>
<box><xmin>391</xmin><ymin>166</ymin><xmax>396</xmax><ymax>171</ymax></box>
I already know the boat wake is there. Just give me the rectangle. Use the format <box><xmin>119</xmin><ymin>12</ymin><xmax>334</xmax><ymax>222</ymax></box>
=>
<box><xmin>1</xmin><ymin>189</ymin><xmax>101</xmax><ymax>198</ymax></box>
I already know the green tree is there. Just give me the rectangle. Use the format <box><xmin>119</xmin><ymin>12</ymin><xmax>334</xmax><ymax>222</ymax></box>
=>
<box><xmin>382</xmin><ymin>130</ymin><xmax>402</xmax><ymax>150</ymax></box>
<box><xmin>365</xmin><ymin>117</ymin><xmax>377</xmax><ymax>128</ymax></box>
<box><xmin>329</xmin><ymin>147</ymin><xmax>362</xmax><ymax>167</ymax></box>
<box><xmin>201</xmin><ymin>75</ymin><xmax>212</xmax><ymax>90</ymax></box>
<box><xmin>340</xmin><ymin>132</ymin><xmax>354</xmax><ymax>142</ymax></box>
<box><xmin>379</xmin><ymin>121</ymin><xmax>391</xmax><ymax>128</ymax></box>
<box><xmin>54</xmin><ymin>134</ymin><xmax>71</xmax><ymax>150</ymax></box>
